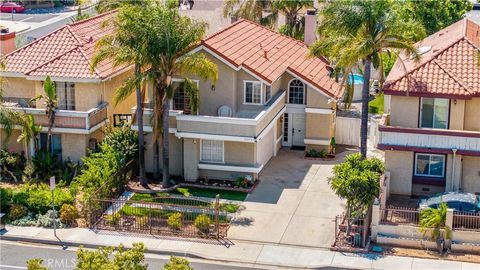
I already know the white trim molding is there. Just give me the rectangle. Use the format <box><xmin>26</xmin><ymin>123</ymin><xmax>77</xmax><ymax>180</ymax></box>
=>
<box><xmin>304</xmin><ymin>139</ymin><xmax>330</xmax><ymax>145</ymax></box>
<box><xmin>131</xmin><ymin>125</ymin><xmax>176</xmax><ymax>134</ymax></box>
<box><xmin>305</xmin><ymin>108</ymin><xmax>334</xmax><ymax>114</ymax></box>
<box><xmin>256</xmin><ymin>106</ymin><xmax>286</xmax><ymax>141</ymax></box>
<box><xmin>175</xmin><ymin>131</ymin><xmax>256</xmax><ymax>143</ymax></box>
<box><xmin>198</xmin><ymin>163</ymin><xmax>264</xmax><ymax>174</ymax></box>
<box><xmin>243</xmin><ymin>80</ymin><xmax>263</xmax><ymax>105</ymax></box>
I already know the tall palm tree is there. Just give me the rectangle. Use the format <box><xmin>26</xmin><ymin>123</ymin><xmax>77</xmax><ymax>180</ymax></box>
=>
<box><xmin>17</xmin><ymin>114</ymin><xmax>41</xmax><ymax>161</ymax></box>
<box><xmin>223</xmin><ymin>0</ymin><xmax>277</xmax><ymax>28</ymax></box>
<box><xmin>92</xmin><ymin>5</ymin><xmax>152</xmax><ymax>187</ymax></box>
<box><xmin>310</xmin><ymin>0</ymin><xmax>424</xmax><ymax>158</ymax></box>
<box><xmin>32</xmin><ymin>76</ymin><xmax>57</xmax><ymax>153</ymax></box>
<box><xmin>146</xmin><ymin>2</ymin><xmax>217</xmax><ymax>187</ymax></box>
<box><xmin>419</xmin><ymin>202</ymin><xmax>452</xmax><ymax>254</ymax></box>
<box><xmin>273</xmin><ymin>0</ymin><xmax>313</xmax><ymax>40</ymax></box>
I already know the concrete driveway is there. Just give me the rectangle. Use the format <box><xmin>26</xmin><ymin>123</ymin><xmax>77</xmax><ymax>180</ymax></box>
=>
<box><xmin>228</xmin><ymin>149</ymin><xmax>349</xmax><ymax>248</ymax></box>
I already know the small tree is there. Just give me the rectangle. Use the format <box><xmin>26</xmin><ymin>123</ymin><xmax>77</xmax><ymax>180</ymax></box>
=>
<box><xmin>328</xmin><ymin>153</ymin><xmax>384</xmax><ymax>234</ymax></box>
<box><xmin>32</xmin><ymin>76</ymin><xmax>57</xmax><ymax>153</ymax></box>
<box><xmin>419</xmin><ymin>202</ymin><xmax>452</xmax><ymax>254</ymax></box>
<box><xmin>75</xmin><ymin>243</ymin><xmax>148</xmax><ymax>270</ymax></box>
<box><xmin>26</xmin><ymin>258</ymin><xmax>49</xmax><ymax>270</ymax></box>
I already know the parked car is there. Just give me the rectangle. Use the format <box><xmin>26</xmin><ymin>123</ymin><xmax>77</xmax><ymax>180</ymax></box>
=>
<box><xmin>418</xmin><ymin>192</ymin><xmax>480</xmax><ymax>213</ymax></box>
<box><xmin>0</xmin><ymin>2</ymin><xmax>26</xmax><ymax>13</ymax></box>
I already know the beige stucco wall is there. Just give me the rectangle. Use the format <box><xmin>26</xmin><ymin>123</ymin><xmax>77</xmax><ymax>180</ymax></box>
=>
<box><xmin>464</xmin><ymin>97</ymin><xmax>480</xmax><ymax>132</ymax></box>
<box><xmin>449</xmin><ymin>99</ymin><xmax>465</xmax><ymax>130</ymax></box>
<box><xmin>103</xmin><ymin>69</ymin><xmax>137</xmax><ymax>117</ymax></box>
<box><xmin>61</xmin><ymin>133</ymin><xmax>88</xmax><ymax>162</ymax></box>
<box><xmin>306</xmin><ymin>86</ymin><xmax>332</xmax><ymax>109</ymax></box>
<box><xmin>389</xmin><ymin>95</ymin><xmax>419</xmax><ymax>128</ymax></box>
<box><xmin>225</xmin><ymin>141</ymin><xmax>256</xmax><ymax>166</ymax></box>
<box><xmin>1</xmin><ymin>77</ymin><xmax>35</xmax><ymax>101</ymax></box>
<box><xmin>385</xmin><ymin>150</ymin><xmax>414</xmax><ymax>195</ymax></box>
<box><xmin>461</xmin><ymin>156</ymin><xmax>480</xmax><ymax>194</ymax></box>
<box><xmin>306</xmin><ymin>113</ymin><xmax>331</xmax><ymax>139</ymax></box>
<box><xmin>143</xmin><ymin>133</ymin><xmax>183</xmax><ymax>176</ymax></box>
<box><xmin>236</xmin><ymin>69</ymin><xmax>263</xmax><ymax>113</ymax></box>
<box><xmin>0</xmin><ymin>129</ymin><xmax>24</xmax><ymax>153</ymax></box>
<box><xmin>75</xmin><ymin>83</ymin><xmax>103</xmax><ymax>111</ymax></box>
<box><xmin>183</xmin><ymin>138</ymin><xmax>199</xmax><ymax>181</ymax></box>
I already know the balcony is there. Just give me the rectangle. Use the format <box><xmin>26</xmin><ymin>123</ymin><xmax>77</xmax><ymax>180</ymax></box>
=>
<box><xmin>132</xmin><ymin>91</ymin><xmax>286</xmax><ymax>142</ymax></box>
<box><xmin>377</xmin><ymin>124</ymin><xmax>480</xmax><ymax>155</ymax></box>
<box><xmin>8</xmin><ymin>103</ymin><xmax>108</xmax><ymax>134</ymax></box>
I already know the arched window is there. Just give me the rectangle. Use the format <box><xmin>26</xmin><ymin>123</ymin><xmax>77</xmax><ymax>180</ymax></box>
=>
<box><xmin>288</xmin><ymin>79</ymin><xmax>305</xmax><ymax>104</ymax></box>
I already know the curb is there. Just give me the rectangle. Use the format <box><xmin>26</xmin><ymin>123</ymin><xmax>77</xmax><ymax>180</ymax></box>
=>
<box><xmin>0</xmin><ymin>235</ymin><xmax>204</xmax><ymax>260</ymax></box>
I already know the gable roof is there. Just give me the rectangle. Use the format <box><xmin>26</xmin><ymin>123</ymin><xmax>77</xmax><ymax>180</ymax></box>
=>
<box><xmin>384</xmin><ymin>18</ymin><xmax>480</xmax><ymax>99</ymax></box>
<box><xmin>2</xmin><ymin>10</ymin><xmax>126</xmax><ymax>81</ymax></box>
<box><xmin>199</xmin><ymin>19</ymin><xmax>341</xmax><ymax>98</ymax></box>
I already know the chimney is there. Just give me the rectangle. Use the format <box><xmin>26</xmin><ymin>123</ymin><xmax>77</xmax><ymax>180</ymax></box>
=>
<box><xmin>304</xmin><ymin>9</ymin><xmax>317</xmax><ymax>46</ymax></box>
<box><xmin>0</xmin><ymin>27</ymin><xmax>16</xmax><ymax>56</ymax></box>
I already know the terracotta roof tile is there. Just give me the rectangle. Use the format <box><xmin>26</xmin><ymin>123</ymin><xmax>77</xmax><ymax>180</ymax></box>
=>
<box><xmin>384</xmin><ymin>18</ymin><xmax>480</xmax><ymax>98</ymax></box>
<box><xmin>201</xmin><ymin>19</ymin><xmax>341</xmax><ymax>98</ymax></box>
<box><xmin>3</xmin><ymin>10</ymin><xmax>125</xmax><ymax>80</ymax></box>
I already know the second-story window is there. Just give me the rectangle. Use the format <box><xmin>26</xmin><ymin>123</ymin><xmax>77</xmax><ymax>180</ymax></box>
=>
<box><xmin>244</xmin><ymin>81</ymin><xmax>262</xmax><ymax>104</ymax></box>
<box><xmin>288</xmin><ymin>79</ymin><xmax>305</xmax><ymax>104</ymax></box>
<box><xmin>55</xmin><ymin>82</ymin><xmax>75</xmax><ymax>110</ymax></box>
<box><xmin>420</xmin><ymin>97</ymin><xmax>449</xmax><ymax>129</ymax></box>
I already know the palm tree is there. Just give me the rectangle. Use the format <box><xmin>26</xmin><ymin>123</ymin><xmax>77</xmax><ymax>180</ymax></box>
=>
<box><xmin>146</xmin><ymin>2</ymin><xmax>217</xmax><ymax>187</ymax></box>
<box><xmin>273</xmin><ymin>0</ymin><xmax>313</xmax><ymax>40</ymax></box>
<box><xmin>419</xmin><ymin>203</ymin><xmax>452</xmax><ymax>254</ymax></box>
<box><xmin>223</xmin><ymin>0</ymin><xmax>277</xmax><ymax>27</ymax></box>
<box><xmin>310</xmin><ymin>0</ymin><xmax>424</xmax><ymax>158</ymax></box>
<box><xmin>17</xmin><ymin>114</ymin><xmax>41</xmax><ymax>161</ymax></box>
<box><xmin>32</xmin><ymin>76</ymin><xmax>57</xmax><ymax>153</ymax></box>
<box><xmin>92</xmin><ymin>5</ymin><xmax>152</xmax><ymax>187</ymax></box>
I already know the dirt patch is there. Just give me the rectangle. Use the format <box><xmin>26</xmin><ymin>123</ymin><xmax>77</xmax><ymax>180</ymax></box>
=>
<box><xmin>0</xmin><ymin>181</ymin><xmax>22</xmax><ymax>189</ymax></box>
<box><xmin>382</xmin><ymin>245</ymin><xmax>480</xmax><ymax>263</ymax></box>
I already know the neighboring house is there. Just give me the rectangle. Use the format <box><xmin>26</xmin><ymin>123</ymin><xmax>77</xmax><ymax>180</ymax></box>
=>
<box><xmin>135</xmin><ymin>19</ymin><xmax>342</xmax><ymax>181</ymax></box>
<box><xmin>0</xmin><ymin>11</ymin><xmax>136</xmax><ymax>162</ymax></box>
<box><xmin>378</xmin><ymin>19</ymin><xmax>480</xmax><ymax>196</ymax></box>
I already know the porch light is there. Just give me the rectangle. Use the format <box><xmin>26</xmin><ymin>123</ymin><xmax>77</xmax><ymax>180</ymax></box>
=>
<box><xmin>211</xmin><ymin>84</ymin><xmax>215</xmax><ymax>91</ymax></box>
<box><xmin>453</xmin><ymin>99</ymin><xmax>457</xmax><ymax>105</ymax></box>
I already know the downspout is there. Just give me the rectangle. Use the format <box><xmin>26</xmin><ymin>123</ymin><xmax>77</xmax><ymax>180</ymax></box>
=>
<box><xmin>451</xmin><ymin>148</ymin><xmax>457</xmax><ymax>191</ymax></box>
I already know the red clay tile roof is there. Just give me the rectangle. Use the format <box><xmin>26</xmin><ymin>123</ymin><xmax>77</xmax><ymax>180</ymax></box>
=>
<box><xmin>200</xmin><ymin>19</ymin><xmax>341</xmax><ymax>98</ymax></box>
<box><xmin>3</xmin><ymin>10</ymin><xmax>125</xmax><ymax>80</ymax></box>
<box><xmin>384</xmin><ymin>18</ymin><xmax>480</xmax><ymax>99</ymax></box>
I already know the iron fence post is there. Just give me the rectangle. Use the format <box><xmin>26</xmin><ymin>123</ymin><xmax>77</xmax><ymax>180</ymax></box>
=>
<box><xmin>215</xmin><ymin>194</ymin><xmax>220</xmax><ymax>239</ymax></box>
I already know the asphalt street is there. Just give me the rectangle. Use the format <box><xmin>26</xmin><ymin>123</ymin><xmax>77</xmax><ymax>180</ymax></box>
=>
<box><xmin>0</xmin><ymin>241</ymin><xmax>266</xmax><ymax>270</ymax></box>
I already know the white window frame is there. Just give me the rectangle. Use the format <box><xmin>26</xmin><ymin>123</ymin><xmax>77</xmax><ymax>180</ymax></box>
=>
<box><xmin>414</xmin><ymin>153</ymin><xmax>446</xmax><ymax>178</ymax></box>
<box><xmin>419</xmin><ymin>97</ymin><xmax>449</xmax><ymax>129</ymax></box>
<box><xmin>264</xmin><ymin>84</ymin><xmax>272</xmax><ymax>104</ymax></box>
<box><xmin>288</xmin><ymin>79</ymin><xmax>306</xmax><ymax>105</ymax></box>
<box><xmin>243</xmin><ymin>80</ymin><xmax>263</xmax><ymax>105</ymax></box>
<box><xmin>200</xmin><ymin>139</ymin><xmax>225</xmax><ymax>163</ymax></box>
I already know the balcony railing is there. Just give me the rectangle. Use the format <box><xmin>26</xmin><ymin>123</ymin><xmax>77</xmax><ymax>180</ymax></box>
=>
<box><xmin>377</xmin><ymin>124</ymin><xmax>480</xmax><ymax>154</ymax></box>
<box><xmin>9</xmin><ymin>103</ymin><xmax>108</xmax><ymax>132</ymax></box>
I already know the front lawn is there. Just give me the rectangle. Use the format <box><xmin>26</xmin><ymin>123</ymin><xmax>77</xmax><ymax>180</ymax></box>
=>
<box><xmin>172</xmin><ymin>187</ymin><xmax>248</xmax><ymax>201</ymax></box>
<box><xmin>368</xmin><ymin>93</ymin><xmax>384</xmax><ymax>114</ymax></box>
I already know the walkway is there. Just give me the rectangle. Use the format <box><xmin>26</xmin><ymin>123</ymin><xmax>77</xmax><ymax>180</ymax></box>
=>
<box><xmin>1</xmin><ymin>225</ymin><xmax>479</xmax><ymax>270</ymax></box>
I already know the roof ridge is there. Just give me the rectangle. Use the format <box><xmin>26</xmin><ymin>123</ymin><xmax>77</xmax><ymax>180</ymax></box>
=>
<box><xmin>64</xmin><ymin>25</ymin><xmax>101</xmax><ymax>77</ymax></box>
<box><xmin>432</xmin><ymin>59</ymin><xmax>473</xmax><ymax>94</ymax></box>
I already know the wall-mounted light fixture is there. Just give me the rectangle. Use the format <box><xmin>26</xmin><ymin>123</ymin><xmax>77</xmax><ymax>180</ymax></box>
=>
<box><xmin>211</xmin><ymin>85</ymin><xmax>216</xmax><ymax>91</ymax></box>
<box><xmin>453</xmin><ymin>99</ymin><xmax>457</xmax><ymax>105</ymax></box>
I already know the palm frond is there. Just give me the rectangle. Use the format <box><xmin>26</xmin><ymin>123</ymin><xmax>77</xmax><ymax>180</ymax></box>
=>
<box><xmin>177</xmin><ymin>53</ymin><xmax>218</xmax><ymax>83</ymax></box>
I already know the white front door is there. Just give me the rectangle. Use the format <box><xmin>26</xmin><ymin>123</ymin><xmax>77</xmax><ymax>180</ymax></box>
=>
<box><xmin>292</xmin><ymin>113</ymin><xmax>305</xmax><ymax>146</ymax></box>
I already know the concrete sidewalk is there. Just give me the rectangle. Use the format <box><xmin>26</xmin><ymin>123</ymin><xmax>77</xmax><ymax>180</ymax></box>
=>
<box><xmin>1</xmin><ymin>225</ymin><xmax>479</xmax><ymax>270</ymax></box>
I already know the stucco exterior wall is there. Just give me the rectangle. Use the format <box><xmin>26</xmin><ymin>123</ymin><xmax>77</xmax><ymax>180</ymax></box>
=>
<box><xmin>389</xmin><ymin>95</ymin><xmax>419</xmax><ymax>128</ymax></box>
<box><xmin>306</xmin><ymin>86</ymin><xmax>331</xmax><ymax>109</ymax></box>
<box><xmin>256</xmin><ymin>127</ymin><xmax>274</xmax><ymax>166</ymax></box>
<box><xmin>225</xmin><ymin>141</ymin><xmax>255</xmax><ymax>166</ymax></box>
<box><xmin>236</xmin><ymin>69</ymin><xmax>263</xmax><ymax>113</ymax></box>
<box><xmin>306</xmin><ymin>113</ymin><xmax>331</xmax><ymax>139</ymax></box>
<box><xmin>75</xmin><ymin>83</ymin><xmax>103</xmax><ymax>111</ymax></box>
<box><xmin>0</xmin><ymin>130</ymin><xmax>24</xmax><ymax>153</ymax></box>
<box><xmin>1</xmin><ymin>77</ymin><xmax>35</xmax><ymax>101</ymax></box>
<box><xmin>61</xmin><ymin>133</ymin><xmax>88</xmax><ymax>162</ymax></box>
<box><xmin>103</xmin><ymin>69</ymin><xmax>137</xmax><ymax>117</ymax></box>
<box><xmin>461</xmin><ymin>156</ymin><xmax>480</xmax><ymax>194</ymax></box>
<box><xmin>464</xmin><ymin>97</ymin><xmax>480</xmax><ymax>132</ymax></box>
<box><xmin>449</xmin><ymin>99</ymin><xmax>465</xmax><ymax>130</ymax></box>
<box><xmin>183</xmin><ymin>138</ymin><xmax>199</xmax><ymax>181</ymax></box>
<box><xmin>385</xmin><ymin>150</ymin><xmax>414</xmax><ymax>195</ymax></box>
<box><xmin>143</xmin><ymin>133</ymin><xmax>183</xmax><ymax>176</ymax></box>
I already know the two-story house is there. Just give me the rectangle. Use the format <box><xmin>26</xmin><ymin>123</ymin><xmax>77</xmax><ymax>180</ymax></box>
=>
<box><xmin>0</xmin><ymin>11</ymin><xmax>136</xmax><ymax>162</ymax></box>
<box><xmin>378</xmin><ymin>18</ymin><xmax>480</xmax><ymax>196</ymax></box>
<box><xmin>135</xmin><ymin>19</ymin><xmax>342</xmax><ymax>181</ymax></box>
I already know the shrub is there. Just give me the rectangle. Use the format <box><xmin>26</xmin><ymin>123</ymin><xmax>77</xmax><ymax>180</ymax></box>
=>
<box><xmin>167</xmin><ymin>213</ymin><xmax>183</xmax><ymax>230</ymax></box>
<box><xmin>306</xmin><ymin>149</ymin><xmax>328</xmax><ymax>158</ymax></box>
<box><xmin>105</xmin><ymin>213</ymin><xmax>121</xmax><ymax>226</ymax></box>
<box><xmin>11</xmin><ymin>184</ymin><xmax>74</xmax><ymax>214</ymax></box>
<box><xmin>10</xmin><ymin>212</ymin><xmax>37</xmax><ymax>226</ymax></box>
<box><xmin>36</xmin><ymin>210</ymin><xmax>64</xmax><ymax>228</ymax></box>
<box><xmin>102</xmin><ymin>125</ymin><xmax>138</xmax><ymax>163</ymax></box>
<box><xmin>0</xmin><ymin>148</ymin><xmax>25</xmax><ymax>182</ymax></box>
<box><xmin>136</xmin><ymin>216</ymin><xmax>148</xmax><ymax>228</ymax></box>
<box><xmin>8</xmin><ymin>204</ymin><xmax>27</xmax><ymax>220</ymax></box>
<box><xmin>162</xmin><ymin>256</ymin><xmax>193</xmax><ymax>270</ymax></box>
<box><xmin>26</xmin><ymin>258</ymin><xmax>49</xmax><ymax>270</ymax></box>
<box><xmin>234</xmin><ymin>177</ymin><xmax>248</xmax><ymax>188</ymax></box>
<box><xmin>0</xmin><ymin>187</ymin><xmax>12</xmax><ymax>212</ymax></box>
<box><xmin>194</xmin><ymin>214</ymin><xmax>211</xmax><ymax>233</ymax></box>
<box><xmin>59</xmin><ymin>204</ymin><xmax>79</xmax><ymax>225</ymax></box>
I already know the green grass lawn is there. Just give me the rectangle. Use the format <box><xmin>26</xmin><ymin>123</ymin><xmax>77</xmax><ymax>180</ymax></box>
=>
<box><xmin>119</xmin><ymin>205</ymin><xmax>230</xmax><ymax>223</ymax></box>
<box><xmin>172</xmin><ymin>187</ymin><xmax>248</xmax><ymax>201</ymax></box>
<box><xmin>368</xmin><ymin>93</ymin><xmax>384</xmax><ymax>114</ymax></box>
